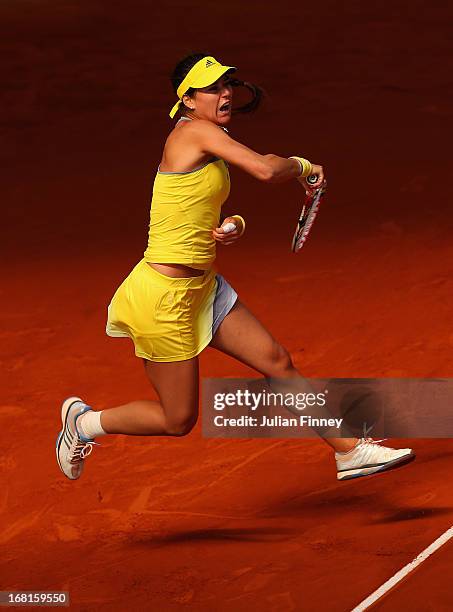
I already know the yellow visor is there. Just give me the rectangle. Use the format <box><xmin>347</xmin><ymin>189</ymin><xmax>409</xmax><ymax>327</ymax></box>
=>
<box><xmin>169</xmin><ymin>56</ymin><xmax>236</xmax><ymax>118</ymax></box>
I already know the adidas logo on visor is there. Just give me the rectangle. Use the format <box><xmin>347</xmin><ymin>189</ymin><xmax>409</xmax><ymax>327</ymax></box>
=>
<box><xmin>206</xmin><ymin>59</ymin><xmax>215</xmax><ymax>67</ymax></box>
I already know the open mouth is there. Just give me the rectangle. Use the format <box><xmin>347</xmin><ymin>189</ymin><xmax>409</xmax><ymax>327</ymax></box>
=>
<box><xmin>219</xmin><ymin>102</ymin><xmax>231</xmax><ymax>113</ymax></box>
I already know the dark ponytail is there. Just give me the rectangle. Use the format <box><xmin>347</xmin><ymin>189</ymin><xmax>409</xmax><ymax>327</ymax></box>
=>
<box><xmin>229</xmin><ymin>79</ymin><xmax>263</xmax><ymax>114</ymax></box>
<box><xmin>170</xmin><ymin>53</ymin><xmax>263</xmax><ymax>116</ymax></box>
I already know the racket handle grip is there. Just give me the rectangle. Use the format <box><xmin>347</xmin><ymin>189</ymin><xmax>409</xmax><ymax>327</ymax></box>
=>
<box><xmin>306</xmin><ymin>174</ymin><xmax>318</xmax><ymax>185</ymax></box>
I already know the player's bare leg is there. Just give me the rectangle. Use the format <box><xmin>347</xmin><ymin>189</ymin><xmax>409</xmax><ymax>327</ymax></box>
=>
<box><xmin>209</xmin><ymin>301</ymin><xmax>414</xmax><ymax>478</ymax></box>
<box><xmin>100</xmin><ymin>357</ymin><xmax>199</xmax><ymax>436</ymax></box>
<box><xmin>56</xmin><ymin>357</ymin><xmax>199</xmax><ymax>479</ymax></box>
<box><xmin>209</xmin><ymin>300</ymin><xmax>357</xmax><ymax>451</ymax></box>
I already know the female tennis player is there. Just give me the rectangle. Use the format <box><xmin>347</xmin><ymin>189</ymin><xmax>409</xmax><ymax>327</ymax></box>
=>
<box><xmin>56</xmin><ymin>53</ymin><xmax>414</xmax><ymax>482</ymax></box>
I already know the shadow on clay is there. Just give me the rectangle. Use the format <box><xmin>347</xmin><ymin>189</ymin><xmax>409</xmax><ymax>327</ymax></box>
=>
<box><xmin>132</xmin><ymin>526</ymin><xmax>295</xmax><ymax>545</ymax></box>
<box><xmin>369</xmin><ymin>506</ymin><xmax>453</xmax><ymax>524</ymax></box>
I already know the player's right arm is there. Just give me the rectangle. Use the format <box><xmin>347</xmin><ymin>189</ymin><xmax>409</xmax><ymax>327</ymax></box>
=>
<box><xmin>191</xmin><ymin>120</ymin><xmax>323</xmax><ymax>184</ymax></box>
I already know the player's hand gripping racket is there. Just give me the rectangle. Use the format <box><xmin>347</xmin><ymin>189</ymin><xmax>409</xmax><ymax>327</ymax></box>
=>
<box><xmin>291</xmin><ymin>174</ymin><xmax>326</xmax><ymax>252</ymax></box>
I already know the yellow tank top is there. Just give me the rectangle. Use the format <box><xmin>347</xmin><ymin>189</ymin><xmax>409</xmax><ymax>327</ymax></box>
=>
<box><xmin>143</xmin><ymin>158</ymin><xmax>230</xmax><ymax>270</ymax></box>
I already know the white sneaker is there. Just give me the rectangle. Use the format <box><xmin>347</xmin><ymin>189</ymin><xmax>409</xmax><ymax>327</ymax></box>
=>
<box><xmin>336</xmin><ymin>438</ymin><xmax>415</xmax><ymax>481</ymax></box>
<box><xmin>56</xmin><ymin>397</ymin><xmax>97</xmax><ymax>480</ymax></box>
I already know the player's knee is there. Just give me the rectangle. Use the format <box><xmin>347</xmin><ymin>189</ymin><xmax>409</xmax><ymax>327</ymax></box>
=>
<box><xmin>165</xmin><ymin>413</ymin><xmax>198</xmax><ymax>436</ymax></box>
<box><xmin>270</xmin><ymin>344</ymin><xmax>294</xmax><ymax>377</ymax></box>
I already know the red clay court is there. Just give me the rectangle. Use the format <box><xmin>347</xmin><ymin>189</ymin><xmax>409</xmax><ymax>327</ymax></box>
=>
<box><xmin>2</xmin><ymin>1</ymin><xmax>453</xmax><ymax>610</ymax></box>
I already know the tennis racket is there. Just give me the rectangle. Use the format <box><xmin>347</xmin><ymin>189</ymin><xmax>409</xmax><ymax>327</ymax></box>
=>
<box><xmin>291</xmin><ymin>174</ymin><xmax>327</xmax><ymax>252</ymax></box>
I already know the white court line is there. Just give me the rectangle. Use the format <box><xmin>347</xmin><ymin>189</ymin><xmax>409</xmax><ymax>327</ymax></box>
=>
<box><xmin>351</xmin><ymin>525</ymin><xmax>453</xmax><ymax>611</ymax></box>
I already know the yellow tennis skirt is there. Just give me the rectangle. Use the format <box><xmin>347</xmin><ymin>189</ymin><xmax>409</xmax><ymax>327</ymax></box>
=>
<box><xmin>106</xmin><ymin>259</ymin><xmax>237</xmax><ymax>362</ymax></box>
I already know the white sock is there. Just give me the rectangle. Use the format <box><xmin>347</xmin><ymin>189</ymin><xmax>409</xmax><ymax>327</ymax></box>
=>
<box><xmin>78</xmin><ymin>410</ymin><xmax>107</xmax><ymax>439</ymax></box>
